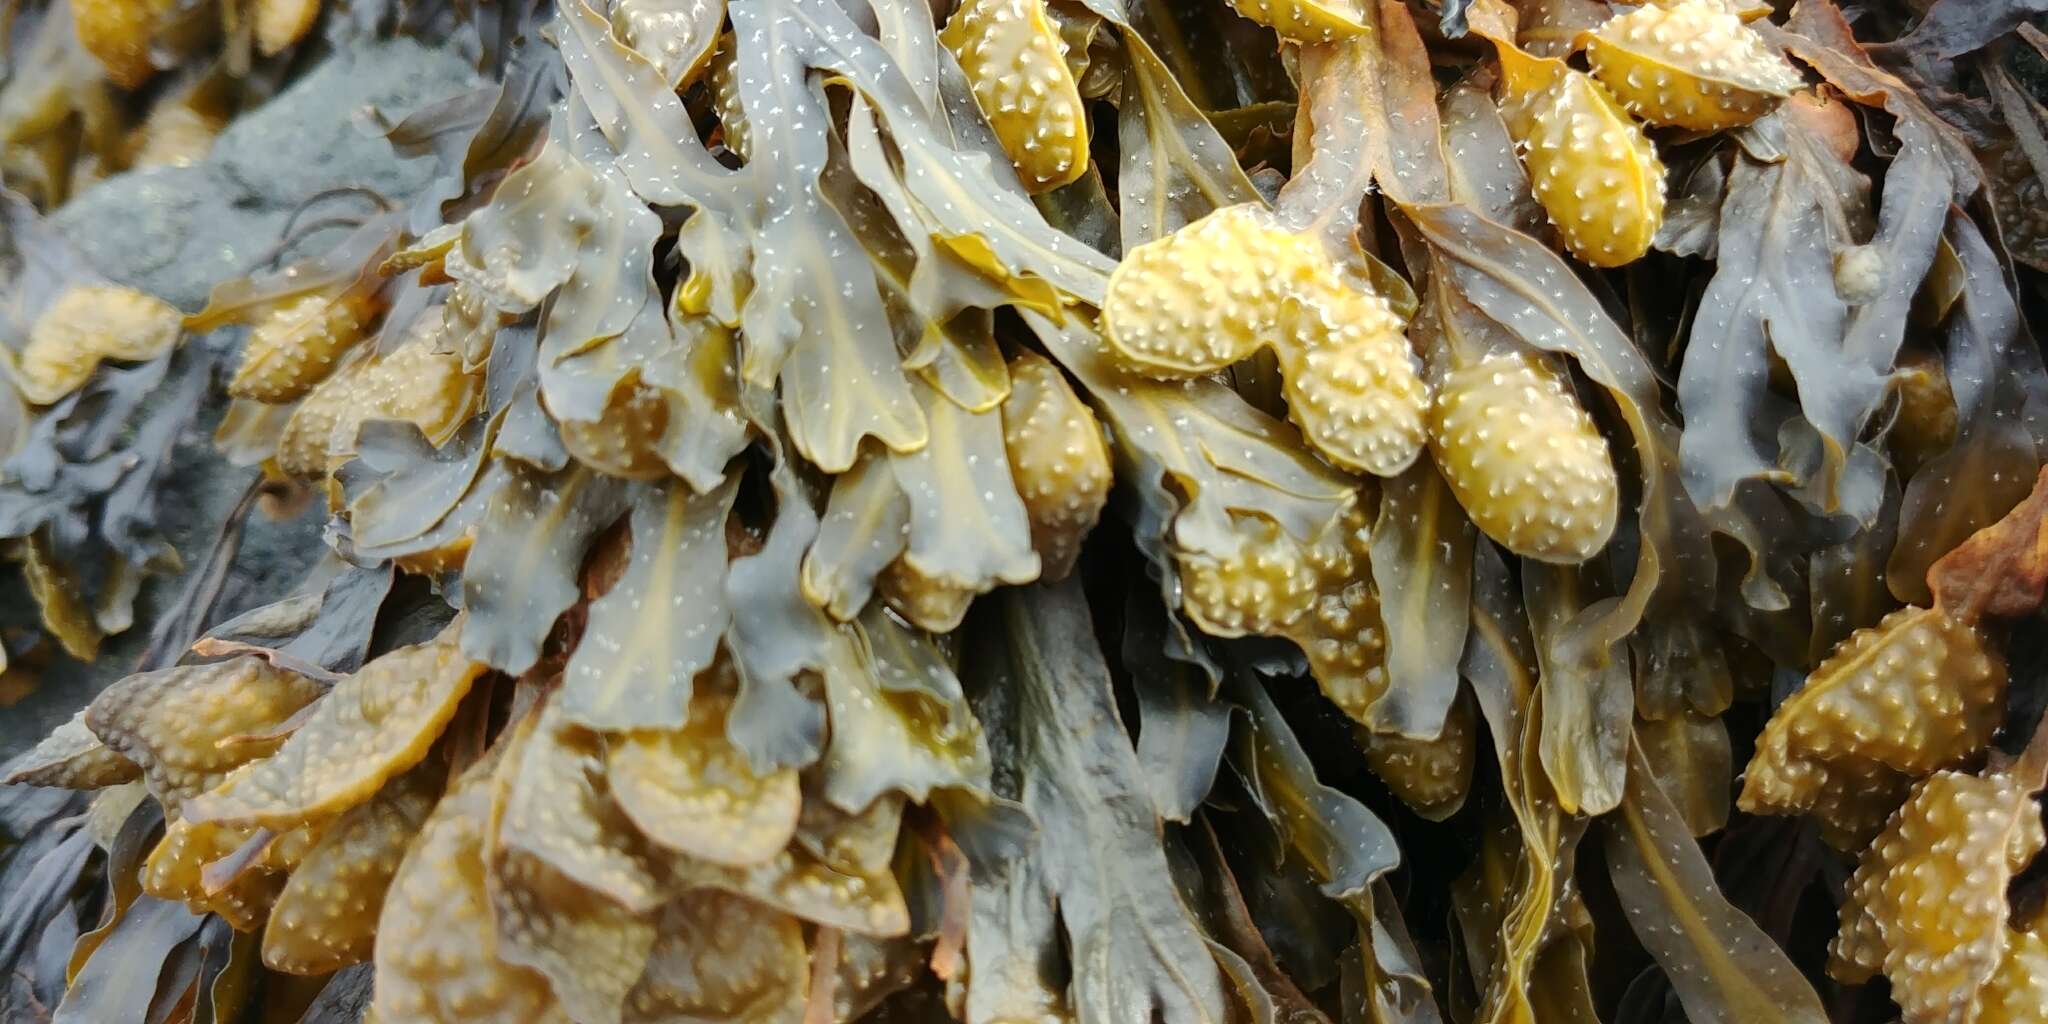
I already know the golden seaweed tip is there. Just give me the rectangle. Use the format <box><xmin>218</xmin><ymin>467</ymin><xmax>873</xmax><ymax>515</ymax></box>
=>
<box><xmin>1177</xmin><ymin>502</ymin><xmax>1386</xmax><ymax>692</ymax></box>
<box><xmin>940</xmin><ymin>0</ymin><xmax>1090</xmax><ymax>192</ymax></box>
<box><xmin>253</xmin><ymin>0</ymin><xmax>322</xmax><ymax>57</ymax></box>
<box><xmin>1279</xmin><ymin>282</ymin><xmax>1431</xmax><ymax>478</ymax></box>
<box><xmin>282</xmin><ymin>333</ymin><xmax>480</xmax><ymax>480</ymax></box>
<box><xmin>278</xmin><ymin>365</ymin><xmax>360</xmax><ymax>480</ymax></box>
<box><xmin>1101</xmin><ymin>204</ymin><xmax>1321</xmax><ymax>377</ymax></box>
<box><xmin>182</xmin><ymin>638</ymin><xmax>483</xmax><ymax>830</ymax></box>
<box><xmin>1499</xmin><ymin>61</ymin><xmax>1667</xmax><ymax>267</ymax></box>
<box><xmin>1279</xmin><ymin>504</ymin><xmax>1390</xmax><ymax>722</ymax></box>
<box><xmin>4</xmin><ymin>710</ymin><xmax>141</xmax><ymax>788</ymax></box>
<box><xmin>1741</xmin><ymin>606</ymin><xmax>2007</xmax><ymax>848</ymax></box>
<box><xmin>18</xmin><ymin>284</ymin><xmax>183</xmax><ymax>405</ymax></box>
<box><xmin>879</xmin><ymin>561</ymin><xmax>981</xmax><ymax>634</ymax></box>
<box><xmin>87</xmin><ymin>657</ymin><xmax>326</xmax><ymax>815</ymax></box>
<box><xmin>1830</xmin><ymin>766</ymin><xmax>2045</xmax><ymax>1020</ymax></box>
<box><xmin>143</xmin><ymin>812</ymin><xmax>287</xmax><ymax>930</ymax></box>
<box><xmin>1586</xmin><ymin>0</ymin><xmax>1803</xmax><ymax>131</ymax></box>
<box><xmin>264</xmin><ymin>771</ymin><xmax>437</xmax><ymax>975</ymax></box>
<box><xmin>1104</xmin><ymin>204</ymin><xmax>1430</xmax><ymax>476</ymax></box>
<box><xmin>1361</xmin><ymin>696</ymin><xmax>1475</xmax><ymax>820</ymax></box>
<box><xmin>229</xmin><ymin>291</ymin><xmax>375</xmax><ymax>404</ymax></box>
<box><xmin>1001</xmin><ymin>351</ymin><xmax>1111</xmax><ymax>582</ymax></box>
<box><xmin>1177</xmin><ymin>515</ymin><xmax>1321</xmax><ymax>638</ymax></box>
<box><xmin>558</xmin><ymin>379</ymin><xmax>671</xmax><ymax>480</ymax></box>
<box><xmin>1979</xmin><ymin>922</ymin><xmax>2048</xmax><ymax>1023</ymax></box>
<box><xmin>606</xmin><ymin>682</ymin><xmax>801</xmax><ymax>869</ymax></box>
<box><xmin>708</xmin><ymin>32</ymin><xmax>750</xmax><ymax>161</ymax></box>
<box><xmin>611</xmin><ymin>0</ymin><xmax>719</xmax><ymax>87</ymax></box>
<box><xmin>72</xmin><ymin>0</ymin><xmax>165</xmax><ymax>89</ymax></box>
<box><xmin>372</xmin><ymin>777</ymin><xmax>560</xmax><ymax>1021</ymax></box>
<box><xmin>1226</xmin><ymin>0</ymin><xmax>1369</xmax><ymax>43</ymax></box>
<box><xmin>1428</xmin><ymin>351</ymin><xmax>1619</xmax><ymax>564</ymax></box>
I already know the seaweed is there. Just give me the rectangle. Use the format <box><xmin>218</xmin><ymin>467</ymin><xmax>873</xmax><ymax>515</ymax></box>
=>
<box><xmin>6</xmin><ymin>0</ymin><xmax>2048</xmax><ymax>1021</ymax></box>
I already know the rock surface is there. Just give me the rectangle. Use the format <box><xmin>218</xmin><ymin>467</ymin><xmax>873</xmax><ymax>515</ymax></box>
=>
<box><xmin>51</xmin><ymin>37</ymin><xmax>476</xmax><ymax>311</ymax></box>
<box><xmin>1</xmin><ymin>38</ymin><xmax>478</xmax><ymax>762</ymax></box>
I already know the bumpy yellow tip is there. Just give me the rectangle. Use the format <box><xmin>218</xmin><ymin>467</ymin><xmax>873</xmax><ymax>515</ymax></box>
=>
<box><xmin>1227</xmin><ymin>0</ymin><xmax>1369</xmax><ymax>42</ymax></box>
<box><xmin>1175</xmin><ymin>503</ymin><xmax>1391</xmax><ymax>722</ymax></box>
<box><xmin>370</xmin><ymin>770</ymin><xmax>561</xmax><ymax>1022</ymax></box>
<box><xmin>1586</xmin><ymin>0</ymin><xmax>1802</xmax><ymax>131</ymax></box>
<box><xmin>1741</xmin><ymin>606</ymin><xmax>2008</xmax><ymax>848</ymax></box>
<box><xmin>264</xmin><ymin>766</ymin><xmax>440</xmax><ymax>975</ymax></box>
<box><xmin>182</xmin><ymin>637</ymin><xmax>485</xmax><ymax>830</ymax></box>
<box><xmin>143</xmin><ymin>804</ymin><xmax>298</xmax><ymax>930</ymax></box>
<box><xmin>1428</xmin><ymin>351</ymin><xmax>1619</xmax><ymax>563</ymax></box>
<box><xmin>1360</xmin><ymin>691</ymin><xmax>1475</xmax><ymax>821</ymax></box>
<box><xmin>610</xmin><ymin>0</ymin><xmax>720</xmax><ymax>88</ymax></box>
<box><xmin>17</xmin><ymin>284</ymin><xmax>183</xmax><ymax>405</ymax></box>
<box><xmin>940</xmin><ymin>0</ymin><xmax>1090</xmax><ymax>193</ymax></box>
<box><xmin>707</xmin><ymin>32</ymin><xmax>749</xmax><ymax>161</ymax></box>
<box><xmin>1103</xmin><ymin>205</ymin><xmax>1321</xmax><ymax>378</ymax></box>
<box><xmin>558</xmin><ymin>379</ymin><xmax>671</xmax><ymax>480</ymax></box>
<box><xmin>1282</xmin><ymin>505</ymin><xmax>1389</xmax><ymax>721</ymax></box>
<box><xmin>1177</xmin><ymin>515</ymin><xmax>1320</xmax><ymax>639</ymax></box>
<box><xmin>277</xmin><ymin>367</ymin><xmax>357</xmax><ymax>480</ymax></box>
<box><xmin>1104</xmin><ymin>205</ymin><xmax>1429</xmax><ymax>476</ymax></box>
<box><xmin>1000</xmin><ymin>351</ymin><xmax>1111</xmax><ymax>582</ymax></box>
<box><xmin>72</xmin><ymin>0</ymin><xmax>167</xmax><ymax>89</ymax></box>
<box><xmin>253</xmin><ymin>0</ymin><xmax>321</xmax><ymax>56</ymax></box>
<box><xmin>878</xmin><ymin>560</ymin><xmax>979</xmax><ymax>634</ymax></box>
<box><xmin>280</xmin><ymin>332</ymin><xmax>479</xmax><ymax>480</ymax></box>
<box><xmin>1830</xmin><ymin>767</ymin><xmax>2044</xmax><ymax>1020</ymax></box>
<box><xmin>347</xmin><ymin>341</ymin><xmax>477</xmax><ymax>441</ymax></box>
<box><xmin>87</xmin><ymin>657</ymin><xmax>323</xmax><ymax>816</ymax></box>
<box><xmin>229</xmin><ymin>291</ymin><xmax>374</xmax><ymax>404</ymax></box>
<box><xmin>1280</xmin><ymin>281</ymin><xmax>1429</xmax><ymax>478</ymax></box>
<box><xmin>2</xmin><ymin>711</ymin><xmax>140</xmax><ymax>789</ymax></box>
<box><xmin>1979</xmin><ymin>923</ymin><xmax>2048</xmax><ymax>1024</ymax></box>
<box><xmin>607</xmin><ymin>684</ymin><xmax>801</xmax><ymax>869</ymax></box>
<box><xmin>1498</xmin><ymin>55</ymin><xmax>1667</xmax><ymax>267</ymax></box>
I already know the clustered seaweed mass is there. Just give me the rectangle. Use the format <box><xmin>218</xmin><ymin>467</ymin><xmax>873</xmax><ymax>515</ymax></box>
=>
<box><xmin>3</xmin><ymin>0</ymin><xmax>2048</xmax><ymax>1021</ymax></box>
